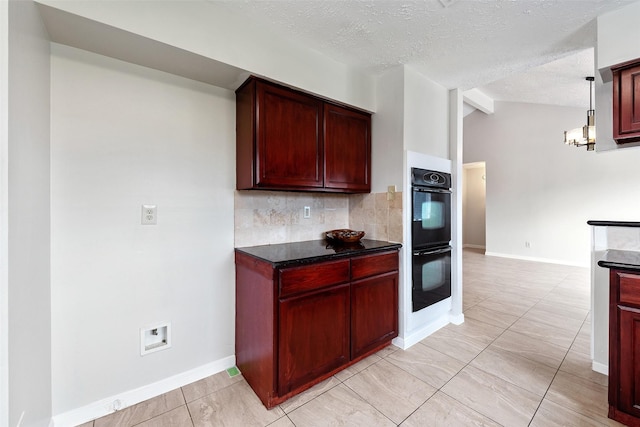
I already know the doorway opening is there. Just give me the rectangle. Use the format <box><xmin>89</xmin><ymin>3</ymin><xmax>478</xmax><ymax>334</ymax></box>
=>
<box><xmin>462</xmin><ymin>162</ymin><xmax>486</xmax><ymax>251</ymax></box>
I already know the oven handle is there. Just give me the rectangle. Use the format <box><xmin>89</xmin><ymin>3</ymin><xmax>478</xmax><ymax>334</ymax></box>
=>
<box><xmin>412</xmin><ymin>187</ymin><xmax>451</xmax><ymax>194</ymax></box>
<box><xmin>413</xmin><ymin>246</ymin><xmax>452</xmax><ymax>257</ymax></box>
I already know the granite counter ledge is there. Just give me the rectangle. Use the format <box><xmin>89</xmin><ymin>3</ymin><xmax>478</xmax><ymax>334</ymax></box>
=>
<box><xmin>597</xmin><ymin>249</ymin><xmax>640</xmax><ymax>273</ymax></box>
<box><xmin>588</xmin><ymin>220</ymin><xmax>640</xmax><ymax>228</ymax></box>
<box><xmin>234</xmin><ymin>239</ymin><xmax>402</xmax><ymax>268</ymax></box>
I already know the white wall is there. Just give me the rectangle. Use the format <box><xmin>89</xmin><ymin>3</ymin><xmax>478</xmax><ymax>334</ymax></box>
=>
<box><xmin>597</xmin><ymin>1</ymin><xmax>640</xmax><ymax>72</ymax></box>
<box><xmin>464</xmin><ymin>101</ymin><xmax>640</xmax><ymax>266</ymax></box>
<box><xmin>371</xmin><ymin>67</ymin><xmax>405</xmax><ymax>193</ymax></box>
<box><xmin>36</xmin><ymin>0</ymin><xmax>376</xmax><ymax>112</ymax></box>
<box><xmin>1</xmin><ymin>5</ymin><xmax>8</xmax><ymax>426</ymax></box>
<box><xmin>50</xmin><ymin>44</ymin><xmax>236</xmax><ymax>417</ymax></box>
<box><xmin>4</xmin><ymin>1</ymin><xmax>52</xmax><ymax>426</ymax></box>
<box><xmin>404</xmin><ymin>66</ymin><xmax>450</xmax><ymax>159</ymax></box>
<box><xmin>371</xmin><ymin>65</ymin><xmax>451</xmax><ymax>192</ymax></box>
<box><xmin>449</xmin><ymin>89</ymin><xmax>464</xmax><ymax>325</ymax></box>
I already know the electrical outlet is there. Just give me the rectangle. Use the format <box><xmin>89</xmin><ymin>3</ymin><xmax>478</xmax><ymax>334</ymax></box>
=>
<box><xmin>141</xmin><ymin>204</ymin><xmax>157</xmax><ymax>225</ymax></box>
<box><xmin>387</xmin><ymin>185</ymin><xmax>396</xmax><ymax>201</ymax></box>
<box><xmin>525</xmin><ymin>241</ymin><xmax>531</xmax><ymax>248</ymax></box>
<box><xmin>303</xmin><ymin>206</ymin><xmax>311</xmax><ymax>219</ymax></box>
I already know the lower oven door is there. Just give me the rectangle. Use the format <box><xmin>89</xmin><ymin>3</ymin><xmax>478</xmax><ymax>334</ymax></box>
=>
<box><xmin>412</xmin><ymin>246</ymin><xmax>452</xmax><ymax>312</ymax></box>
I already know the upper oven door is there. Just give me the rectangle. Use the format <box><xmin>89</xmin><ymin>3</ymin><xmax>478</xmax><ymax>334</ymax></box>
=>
<box><xmin>412</xmin><ymin>186</ymin><xmax>451</xmax><ymax>249</ymax></box>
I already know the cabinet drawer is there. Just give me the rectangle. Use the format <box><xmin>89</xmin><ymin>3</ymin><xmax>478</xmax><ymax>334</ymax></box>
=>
<box><xmin>351</xmin><ymin>251</ymin><xmax>398</xmax><ymax>280</ymax></box>
<box><xmin>279</xmin><ymin>259</ymin><xmax>350</xmax><ymax>298</ymax></box>
<box><xmin>619</xmin><ymin>273</ymin><xmax>640</xmax><ymax>308</ymax></box>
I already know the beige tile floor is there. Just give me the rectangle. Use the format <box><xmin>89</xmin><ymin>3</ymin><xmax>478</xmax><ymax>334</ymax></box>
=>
<box><xmin>80</xmin><ymin>249</ymin><xmax>625</xmax><ymax>427</ymax></box>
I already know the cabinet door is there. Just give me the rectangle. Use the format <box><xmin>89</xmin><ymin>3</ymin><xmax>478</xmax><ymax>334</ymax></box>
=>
<box><xmin>351</xmin><ymin>271</ymin><xmax>398</xmax><ymax>359</ymax></box>
<box><xmin>256</xmin><ymin>81</ymin><xmax>323</xmax><ymax>189</ymax></box>
<box><xmin>614</xmin><ymin>63</ymin><xmax>640</xmax><ymax>144</ymax></box>
<box><xmin>278</xmin><ymin>284</ymin><xmax>350</xmax><ymax>396</ymax></box>
<box><xmin>617</xmin><ymin>305</ymin><xmax>640</xmax><ymax>418</ymax></box>
<box><xmin>324</xmin><ymin>103</ymin><xmax>371</xmax><ymax>192</ymax></box>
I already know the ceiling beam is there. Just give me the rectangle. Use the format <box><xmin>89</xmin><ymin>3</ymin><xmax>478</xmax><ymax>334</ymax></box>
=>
<box><xmin>463</xmin><ymin>88</ymin><xmax>495</xmax><ymax>115</ymax></box>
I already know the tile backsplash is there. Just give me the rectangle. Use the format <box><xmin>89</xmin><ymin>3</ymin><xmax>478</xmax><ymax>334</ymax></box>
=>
<box><xmin>349</xmin><ymin>192</ymin><xmax>403</xmax><ymax>243</ymax></box>
<box><xmin>234</xmin><ymin>190</ymin><xmax>403</xmax><ymax>247</ymax></box>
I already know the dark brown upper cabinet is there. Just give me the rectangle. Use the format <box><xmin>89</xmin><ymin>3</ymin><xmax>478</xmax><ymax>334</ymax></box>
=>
<box><xmin>236</xmin><ymin>77</ymin><xmax>371</xmax><ymax>193</ymax></box>
<box><xmin>324</xmin><ymin>103</ymin><xmax>371</xmax><ymax>192</ymax></box>
<box><xmin>613</xmin><ymin>60</ymin><xmax>640</xmax><ymax>144</ymax></box>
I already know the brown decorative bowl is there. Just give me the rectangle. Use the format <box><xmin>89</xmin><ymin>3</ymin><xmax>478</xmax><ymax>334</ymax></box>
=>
<box><xmin>325</xmin><ymin>229</ymin><xmax>365</xmax><ymax>243</ymax></box>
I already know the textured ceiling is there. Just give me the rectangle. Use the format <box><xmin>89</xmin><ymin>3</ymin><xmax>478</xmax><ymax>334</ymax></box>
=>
<box><xmin>216</xmin><ymin>0</ymin><xmax>635</xmax><ymax>109</ymax></box>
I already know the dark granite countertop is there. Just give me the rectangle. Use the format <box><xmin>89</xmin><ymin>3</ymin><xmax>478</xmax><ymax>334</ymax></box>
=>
<box><xmin>598</xmin><ymin>249</ymin><xmax>640</xmax><ymax>272</ymax></box>
<box><xmin>588</xmin><ymin>220</ymin><xmax>640</xmax><ymax>228</ymax></box>
<box><xmin>235</xmin><ymin>239</ymin><xmax>402</xmax><ymax>268</ymax></box>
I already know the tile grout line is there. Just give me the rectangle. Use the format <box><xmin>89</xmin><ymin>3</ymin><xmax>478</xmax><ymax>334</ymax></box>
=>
<box><xmin>394</xmin><ymin>292</ymin><xmax>534</xmax><ymax>426</ymax></box>
<box><xmin>126</xmin><ymin>391</ymin><xmax>191</xmax><ymax>427</ymax></box>
<box><xmin>429</xmin><ymin>315</ymin><xmax>522</xmax><ymax>427</ymax></box>
<box><xmin>276</xmin><ymin>357</ymin><xmax>380</xmax><ymax>420</ymax></box>
<box><xmin>525</xmin><ymin>342</ymin><xmax>570</xmax><ymax>425</ymax></box>
<box><xmin>179</xmin><ymin>387</ymin><xmax>196</xmax><ymax>427</ymax></box>
<box><xmin>339</xmin><ymin>352</ymin><xmax>408</xmax><ymax>426</ymax></box>
<box><xmin>525</xmin><ymin>313</ymin><xmax>595</xmax><ymax>427</ymax></box>
<box><xmin>418</xmin><ymin>278</ymin><xmax>573</xmax><ymax>426</ymax></box>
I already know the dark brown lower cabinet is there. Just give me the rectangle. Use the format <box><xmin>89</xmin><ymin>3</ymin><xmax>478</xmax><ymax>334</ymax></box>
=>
<box><xmin>235</xmin><ymin>248</ymin><xmax>399</xmax><ymax>408</ymax></box>
<box><xmin>278</xmin><ymin>283</ymin><xmax>350</xmax><ymax>396</ymax></box>
<box><xmin>351</xmin><ymin>271</ymin><xmax>398</xmax><ymax>359</ymax></box>
<box><xmin>608</xmin><ymin>269</ymin><xmax>640</xmax><ymax>426</ymax></box>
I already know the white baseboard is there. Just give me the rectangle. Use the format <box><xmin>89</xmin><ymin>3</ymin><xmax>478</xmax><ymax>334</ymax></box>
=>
<box><xmin>592</xmin><ymin>360</ymin><xmax>608</xmax><ymax>376</ymax></box>
<box><xmin>484</xmin><ymin>251</ymin><xmax>588</xmax><ymax>268</ymax></box>
<box><xmin>462</xmin><ymin>244</ymin><xmax>485</xmax><ymax>250</ymax></box>
<box><xmin>449</xmin><ymin>313</ymin><xmax>465</xmax><ymax>325</ymax></box>
<box><xmin>393</xmin><ymin>315</ymin><xmax>451</xmax><ymax>350</ymax></box>
<box><xmin>52</xmin><ymin>355</ymin><xmax>236</xmax><ymax>427</ymax></box>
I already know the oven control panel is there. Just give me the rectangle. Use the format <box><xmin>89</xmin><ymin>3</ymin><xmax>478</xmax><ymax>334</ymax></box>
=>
<box><xmin>411</xmin><ymin>168</ymin><xmax>451</xmax><ymax>189</ymax></box>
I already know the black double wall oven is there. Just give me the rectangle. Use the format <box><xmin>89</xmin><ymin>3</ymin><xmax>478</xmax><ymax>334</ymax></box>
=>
<box><xmin>411</xmin><ymin>168</ymin><xmax>452</xmax><ymax>312</ymax></box>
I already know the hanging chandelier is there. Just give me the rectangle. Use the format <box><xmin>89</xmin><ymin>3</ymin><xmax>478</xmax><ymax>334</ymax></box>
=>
<box><xmin>564</xmin><ymin>76</ymin><xmax>596</xmax><ymax>151</ymax></box>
